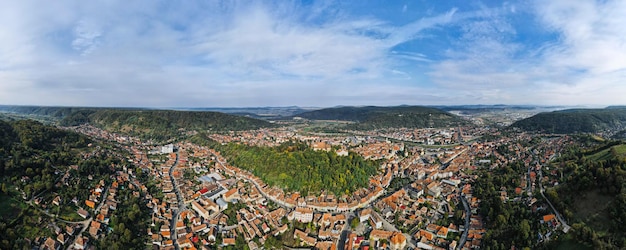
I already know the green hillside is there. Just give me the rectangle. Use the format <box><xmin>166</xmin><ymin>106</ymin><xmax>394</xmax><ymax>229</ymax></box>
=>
<box><xmin>217</xmin><ymin>140</ymin><xmax>378</xmax><ymax>195</ymax></box>
<box><xmin>0</xmin><ymin>105</ymin><xmax>92</xmax><ymax>118</ymax></box>
<box><xmin>587</xmin><ymin>144</ymin><xmax>626</xmax><ymax>161</ymax></box>
<box><xmin>0</xmin><ymin>106</ymin><xmax>273</xmax><ymax>141</ymax></box>
<box><xmin>0</xmin><ymin>119</ymin><xmax>152</xmax><ymax>249</ymax></box>
<box><xmin>511</xmin><ymin>108</ymin><xmax>626</xmax><ymax>134</ymax></box>
<box><xmin>545</xmin><ymin>141</ymin><xmax>626</xmax><ymax>249</ymax></box>
<box><xmin>190</xmin><ymin>135</ymin><xmax>379</xmax><ymax>196</ymax></box>
<box><xmin>81</xmin><ymin>109</ymin><xmax>272</xmax><ymax>140</ymax></box>
<box><xmin>294</xmin><ymin>106</ymin><xmax>467</xmax><ymax>129</ymax></box>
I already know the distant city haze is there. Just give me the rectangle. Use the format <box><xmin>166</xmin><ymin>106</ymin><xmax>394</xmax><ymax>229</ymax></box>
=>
<box><xmin>1</xmin><ymin>1</ymin><xmax>625</xmax><ymax>107</ymax></box>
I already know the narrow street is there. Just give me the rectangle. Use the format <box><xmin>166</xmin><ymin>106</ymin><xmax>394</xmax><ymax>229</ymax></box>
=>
<box><xmin>66</xmin><ymin>185</ymin><xmax>110</xmax><ymax>249</ymax></box>
<box><xmin>457</xmin><ymin>195</ymin><xmax>471</xmax><ymax>250</ymax></box>
<box><xmin>168</xmin><ymin>151</ymin><xmax>185</xmax><ymax>250</ymax></box>
<box><xmin>532</xmin><ymin>150</ymin><xmax>570</xmax><ymax>233</ymax></box>
<box><xmin>538</xmin><ymin>171</ymin><xmax>570</xmax><ymax>233</ymax></box>
<box><xmin>211</xmin><ymin>152</ymin><xmax>294</xmax><ymax>209</ymax></box>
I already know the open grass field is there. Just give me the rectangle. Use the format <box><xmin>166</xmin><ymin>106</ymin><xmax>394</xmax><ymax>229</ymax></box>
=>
<box><xmin>588</xmin><ymin>144</ymin><xmax>626</xmax><ymax>161</ymax></box>
<box><xmin>554</xmin><ymin>234</ymin><xmax>593</xmax><ymax>250</ymax></box>
<box><xmin>610</xmin><ymin>144</ymin><xmax>626</xmax><ymax>157</ymax></box>
<box><xmin>58</xmin><ymin>204</ymin><xmax>84</xmax><ymax>222</ymax></box>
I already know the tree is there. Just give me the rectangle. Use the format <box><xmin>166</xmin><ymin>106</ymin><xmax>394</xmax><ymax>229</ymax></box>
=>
<box><xmin>264</xmin><ymin>235</ymin><xmax>282</xmax><ymax>249</ymax></box>
<box><xmin>214</xmin><ymin>141</ymin><xmax>379</xmax><ymax>195</ymax></box>
<box><xmin>519</xmin><ymin>219</ymin><xmax>530</xmax><ymax>241</ymax></box>
<box><xmin>350</xmin><ymin>217</ymin><xmax>359</xmax><ymax>229</ymax></box>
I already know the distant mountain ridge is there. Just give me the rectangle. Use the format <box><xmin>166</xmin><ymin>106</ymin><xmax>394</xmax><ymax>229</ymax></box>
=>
<box><xmin>177</xmin><ymin>106</ymin><xmax>313</xmax><ymax>118</ymax></box>
<box><xmin>511</xmin><ymin>107</ymin><xmax>626</xmax><ymax>134</ymax></box>
<box><xmin>292</xmin><ymin>105</ymin><xmax>468</xmax><ymax>129</ymax></box>
<box><xmin>434</xmin><ymin>104</ymin><xmax>540</xmax><ymax>111</ymax></box>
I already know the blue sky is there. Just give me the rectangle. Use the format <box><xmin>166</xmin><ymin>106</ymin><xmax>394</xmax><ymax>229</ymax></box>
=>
<box><xmin>1</xmin><ymin>0</ymin><xmax>625</xmax><ymax>107</ymax></box>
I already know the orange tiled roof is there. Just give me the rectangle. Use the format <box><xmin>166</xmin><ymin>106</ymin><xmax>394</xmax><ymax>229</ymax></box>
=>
<box><xmin>543</xmin><ymin>214</ymin><xmax>556</xmax><ymax>222</ymax></box>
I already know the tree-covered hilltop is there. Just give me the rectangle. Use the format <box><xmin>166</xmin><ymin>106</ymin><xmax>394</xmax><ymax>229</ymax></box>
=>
<box><xmin>207</xmin><ymin>139</ymin><xmax>380</xmax><ymax>196</ymax></box>
<box><xmin>0</xmin><ymin>120</ymin><xmax>102</xmax><ymax>248</ymax></box>
<box><xmin>292</xmin><ymin>106</ymin><xmax>468</xmax><ymax>129</ymax></box>
<box><xmin>0</xmin><ymin>105</ymin><xmax>274</xmax><ymax>141</ymax></box>
<box><xmin>541</xmin><ymin>142</ymin><xmax>626</xmax><ymax>249</ymax></box>
<box><xmin>0</xmin><ymin>105</ymin><xmax>100</xmax><ymax>118</ymax></box>
<box><xmin>511</xmin><ymin>108</ymin><xmax>626</xmax><ymax>134</ymax></box>
<box><xmin>79</xmin><ymin>109</ymin><xmax>273</xmax><ymax>140</ymax></box>
<box><xmin>0</xmin><ymin>119</ymin><xmax>151</xmax><ymax>249</ymax></box>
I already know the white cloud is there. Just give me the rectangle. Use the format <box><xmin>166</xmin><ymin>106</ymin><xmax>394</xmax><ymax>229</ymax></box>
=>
<box><xmin>72</xmin><ymin>20</ymin><xmax>102</xmax><ymax>55</ymax></box>
<box><xmin>425</xmin><ymin>1</ymin><xmax>626</xmax><ymax>105</ymax></box>
<box><xmin>536</xmin><ymin>0</ymin><xmax>626</xmax><ymax>74</ymax></box>
<box><xmin>196</xmin><ymin>7</ymin><xmax>386</xmax><ymax>79</ymax></box>
<box><xmin>0</xmin><ymin>0</ymin><xmax>624</xmax><ymax>107</ymax></box>
<box><xmin>0</xmin><ymin>0</ymin><xmax>466</xmax><ymax>107</ymax></box>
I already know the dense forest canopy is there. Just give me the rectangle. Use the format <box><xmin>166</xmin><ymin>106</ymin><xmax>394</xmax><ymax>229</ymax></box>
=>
<box><xmin>473</xmin><ymin>160</ymin><xmax>540</xmax><ymax>249</ymax></box>
<box><xmin>0</xmin><ymin>106</ymin><xmax>273</xmax><ymax>141</ymax></box>
<box><xmin>206</xmin><ymin>139</ymin><xmax>380</xmax><ymax>196</ymax></box>
<box><xmin>511</xmin><ymin>108</ymin><xmax>626</xmax><ymax>134</ymax></box>
<box><xmin>83</xmin><ymin>109</ymin><xmax>272</xmax><ymax>140</ymax></box>
<box><xmin>292</xmin><ymin>106</ymin><xmax>468</xmax><ymax>129</ymax></box>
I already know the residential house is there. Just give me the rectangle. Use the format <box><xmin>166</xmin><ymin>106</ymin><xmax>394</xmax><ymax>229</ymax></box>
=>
<box><xmin>77</xmin><ymin>208</ymin><xmax>89</xmax><ymax>219</ymax></box>
<box><xmin>74</xmin><ymin>237</ymin><xmax>88</xmax><ymax>250</ymax></box>
<box><xmin>52</xmin><ymin>196</ymin><xmax>61</xmax><ymax>206</ymax></box>
<box><xmin>85</xmin><ymin>200</ymin><xmax>95</xmax><ymax>209</ymax></box>
<box><xmin>359</xmin><ymin>208</ymin><xmax>372</xmax><ymax>223</ymax></box>
<box><xmin>369</xmin><ymin>212</ymin><xmax>383</xmax><ymax>229</ymax></box>
<box><xmin>294</xmin><ymin>229</ymin><xmax>316</xmax><ymax>246</ymax></box>
<box><xmin>43</xmin><ymin>237</ymin><xmax>60</xmax><ymax>250</ymax></box>
<box><xmin>390</xmin><ymin>232</ymin><xmax>406</xmax><ymax>250</ymax></box>
<box><xmin>56</xmin><ymin>233</ymin><xmax>68</xmax><ymax>245</ymax></box>
<box><xmin>223</xmin><ymin>188</ymin><xmax>240</xmax><ymax>202</ymax></box>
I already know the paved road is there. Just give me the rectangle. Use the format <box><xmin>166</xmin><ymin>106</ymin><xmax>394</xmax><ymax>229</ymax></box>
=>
<box><xmin>440</xmin><ymin>147</ymin><xmax>468</xmax><ymax>170</ymax></box>
<box><xmin>66</xmin><ymin>185</ymin><xmax>110</xmax><ymax>250</ymax></box>
<box><xmin>168</xmin><ymin>151</ymin><xmax>185</xmax><ymax>250</ymax></box>
<box><xmin>457</xmin><ymin>195</ymin><xmax>471</xmax><ymax>250</ymax></box>
<box><xmin>25</xmin><ymin>183</ymin><xmax>111</xmax><ymax>250</ymax></box>
<box><xmin>531</xmin><ymin>150</ymin><xmax>570</xmax><ymax>233</ymax></box>
<box><xmin>337</xmin><ymin>211</ymin><xmax>357</xmax><ymax>250</ymax></box>
<box><xmin>211</xmin><ymin>152</ymin><xmax>295</xmax><ymax>209</ymax></box>
<box><xmin>538</xmin><ymin>170</ymin><xmax>570</xmax><ymax>233</ymax></box>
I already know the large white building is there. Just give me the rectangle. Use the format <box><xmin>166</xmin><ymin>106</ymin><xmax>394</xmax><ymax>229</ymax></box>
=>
<box><xmin>161</xmin><ymin>144</ymin><xmax>174</xmax><ymax>154</ymax></box>
<box><xmin>191</xmin><ymin>201</ymin><xmax>210</xmax><ymax>219</ymax></box>
<box><xmin>293</xmin><ymin>207</ymin><xmax>313</xmax><ymax>223</ymax></box>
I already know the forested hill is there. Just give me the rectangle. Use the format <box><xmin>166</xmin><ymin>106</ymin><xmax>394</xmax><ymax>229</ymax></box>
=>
<box><xmin>510</xmin><ymin>108</ymin><xmax>626</xmax><ymax>134</ymax></box>
<box><xmin>211</xmin><ymin>140</ymin><xmax>379</xmax><ymax>196</ymax></box>
<box><xmin>0</xmin><ymin>106</ymin><xmax>273</xmax><ymax>140</ymax></box>
<box><xmin>542</xmin><ymin>141</ymin><xmax>626</xmax><ymax>249</ymax></box>
<box><xmin>293</xmin><ymin>106</ymin><xmax>468</xmax><ymax>129</ymax></box>
<box><xmin>0</xmin><ymin>119</ymin><xmax>91</xmax><ymax>186</ymax></box>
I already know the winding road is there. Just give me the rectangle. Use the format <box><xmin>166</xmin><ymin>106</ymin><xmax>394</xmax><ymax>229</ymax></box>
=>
<box><xmin>538</xmin><ymin>170</ymin><xmax>570</xmax><ymax>233</ymax></box>
<box><xmin>25</xmin><ymin>184</ymin><xmax>110</xmax><ymax>249</ymax></box>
